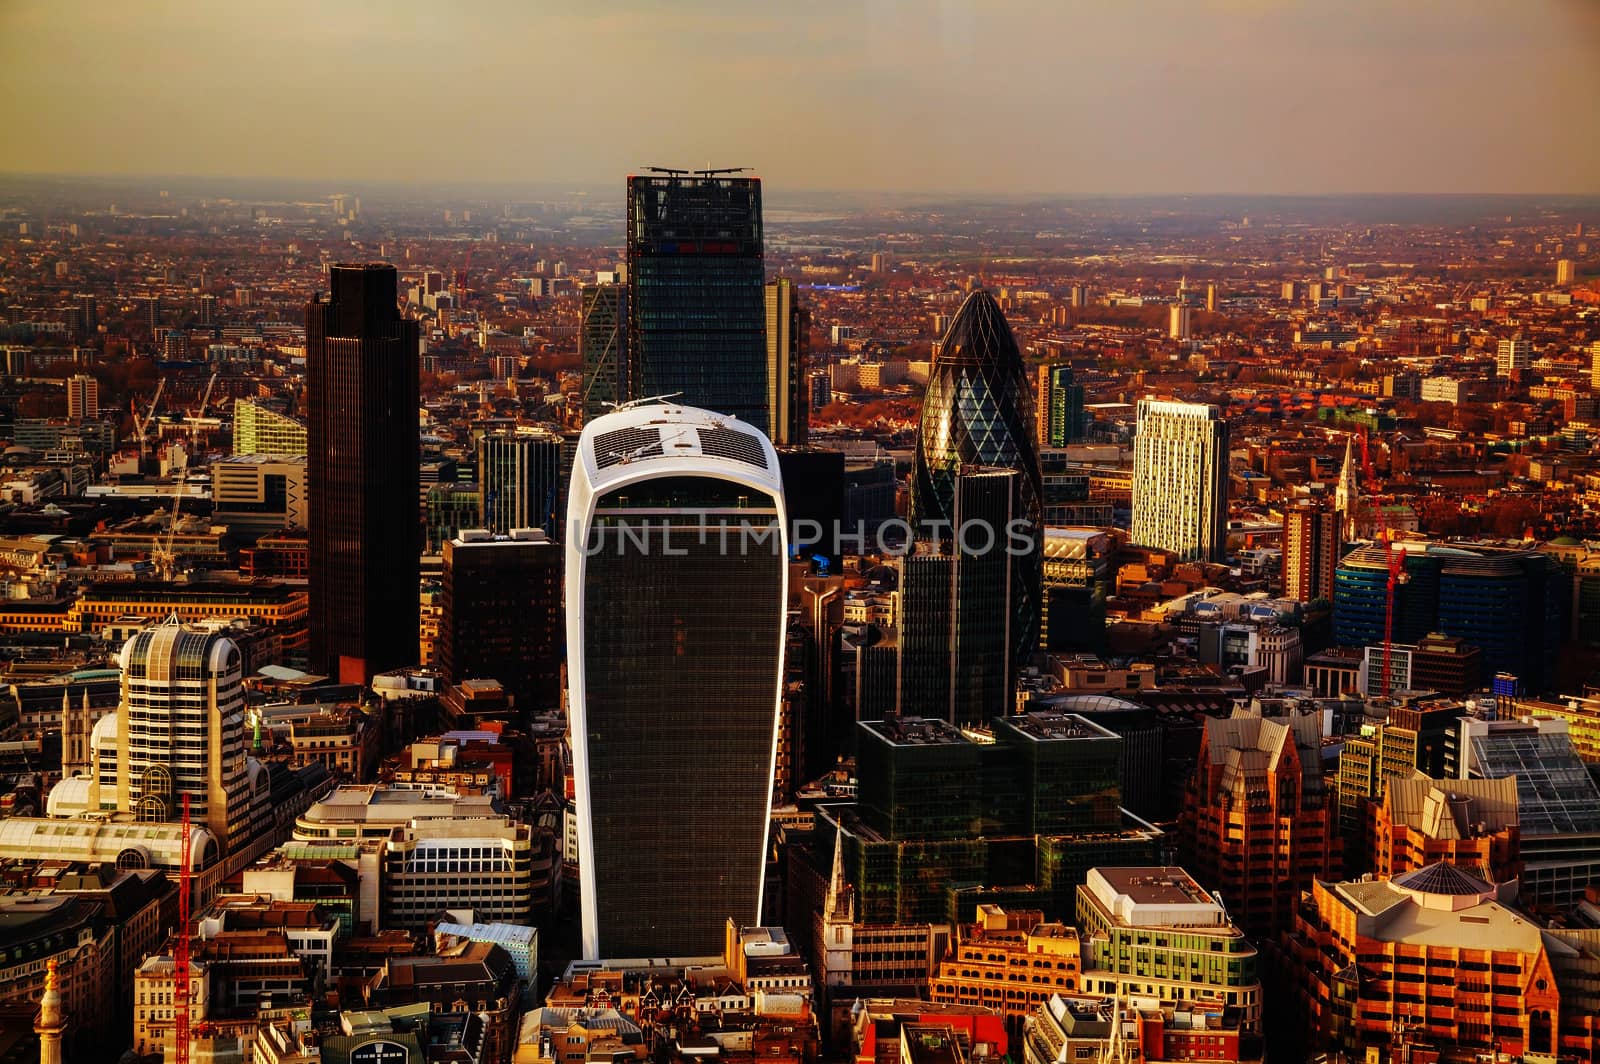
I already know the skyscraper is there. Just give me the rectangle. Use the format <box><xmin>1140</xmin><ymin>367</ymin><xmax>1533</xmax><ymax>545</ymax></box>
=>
<box><xmin>65</xmin><ymin>374</ymin><xmax>98</xmax><ymax>420</ymax></box>
<box><xmin>579</xmin><ymin>282</ymin><xmax>627</xmax><ymax>425</ymax></box>
<box><xmin>1282</xmin><ymin>501</ymin><xmax>1339</xmax><ymax>603</ymax></box>
<box><xmin>626</xmin><ymin>173</ymin><xmax>767</xmax><ymax>429</ymax></box>
<box><xmin>86</xmin><ymin>622</ymin><xmax>250</xmax><ymax>848</ymax></box>
<box><xmin>1557</xmin><ymin>258</ymin><xmax>1576</xmax><ymax>286</ymax></box>
<box><xmin>911</xmin><ymin>289</ymin><xmax>1042</xmax><ymax>662</ymax></box>
<box><xmin>1168</xmin><ymin>303</ymin><xmax>1191</xmax><ymax>340</ymax></box>
<box><xmin>477</xmin><ymin>427</ymin><xmax>564</xmax><ymax>538</ymax></box>
<box><xmin>233</xmin><ymin>399</ymin><xmax>308</xmax><ymax>456</ymax></box>
<box><xmin>765</xmin><ymin>278</ymin><xmax>808</xmax><ymax>446</ymax></box>
<box><xmin>567</xmin><ymin>402</ymin><xmax>788</xmax><ymax>959</ymax></box>
<box><xmin>1130</xmin><ymin>399</ymin><xmax>1229</xmax><ymax>562</ymax></box>
<box><xmin>306</xmin><ymin>263</ymin><xmax>420</xmax><ymax>683</ymax></box>
<box><xmin>441</xmin><ymin>528</ymin><xmax>562</xmax><ymax>715</ymax></box>
<box><xmin>1035</xmin><ymin>363</ymin><xmax>1084</xmax><ymax>448</ymax></box>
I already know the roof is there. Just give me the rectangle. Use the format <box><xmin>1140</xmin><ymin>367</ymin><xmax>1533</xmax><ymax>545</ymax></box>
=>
<box><xmin>1383</xmin><ymin>775</ymin><xmax>1519</xmax><ymax>838</ymax></box>
<box><xmin>1328</xmin><ymin>873</ymin><xmax>1542</xmax><ymax>953</ymax></box>
<box><xmin>576</xmin><ymin>402</ymin><xmax>783</xmax><ymax>494</ymax></box>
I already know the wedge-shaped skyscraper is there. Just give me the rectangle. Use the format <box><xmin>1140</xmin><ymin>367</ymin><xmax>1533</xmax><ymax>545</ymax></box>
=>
<box><xmin>567</xmin><ymin>402</ymin><xmax>788</xmax><ymax>959</ymax></box>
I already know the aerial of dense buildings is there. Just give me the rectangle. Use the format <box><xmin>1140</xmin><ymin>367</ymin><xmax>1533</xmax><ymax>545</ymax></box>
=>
<box><xmin>0</xmin><ymin>17</ymin><xmax>1598</xmax><ymax>1063</ymax></box>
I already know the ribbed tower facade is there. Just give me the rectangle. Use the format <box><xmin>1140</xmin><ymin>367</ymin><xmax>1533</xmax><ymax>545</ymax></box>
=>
<box><xmin>911</xmin><ymin>289</ymin><xmax>1042</xmax><ymax>661</ymax></box>
<box><xmin>567</xmin><ymin>402</ymin><xmax>788</xmax><ymax>959</ymax></box>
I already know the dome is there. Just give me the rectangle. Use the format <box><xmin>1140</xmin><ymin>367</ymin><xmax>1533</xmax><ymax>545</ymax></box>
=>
<box><xmin>1391</xmin><ymin>861</ymin><xmax>1497</xmax><ymax>910</ymax></box>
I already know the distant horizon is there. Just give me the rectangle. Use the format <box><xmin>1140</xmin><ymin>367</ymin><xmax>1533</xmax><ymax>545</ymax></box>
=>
<box><xmin>3</xmin><ymin>169</ymin><xmax>1598</xmax><ymax>208</ymax></box>
<box><xmin>3</xmin><ymin>2</ymin><xmax>1597</xmax><ymax>199</ymax></box>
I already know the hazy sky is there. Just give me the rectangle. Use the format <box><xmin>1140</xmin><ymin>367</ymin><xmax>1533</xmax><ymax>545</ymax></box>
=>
<box><xmin>2</xmin><ymin>0</ymin><xmax>1597</xmax><ymax>196</ymax></box>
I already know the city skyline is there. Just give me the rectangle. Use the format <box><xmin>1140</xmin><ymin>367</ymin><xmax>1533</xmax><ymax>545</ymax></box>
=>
<box><xmin>2</xmin><ymin>1</ymin><xmax>1598</xmax><ymax>196</ymax></box>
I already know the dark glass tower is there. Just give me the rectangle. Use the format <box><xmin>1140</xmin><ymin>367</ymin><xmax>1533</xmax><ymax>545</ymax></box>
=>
<box><xmin>306</xmin><ymin>264</ymin><xmax>420</xmax><ymax>684</ymax></box>
<box><xmin>626</xmin><ymin>174</ymin><xmax>767</xmax><ymax>430</ymax></box>
<box><xmin>567</xmin><ymin>403</ymin><xmax>788</xmax><ymax>959</ymax></box>
<box><xmin>911</xmin><ymin>289</ymin><xmax>1043</xmax><ymax>662</ymax></box>
<box><xmin>580</xmin><ymin>282</ymin><xmax>627</xmax><ymax>425</ymax></box>
<box><xmin>477</xmin><ymin>427</ymin><xmax>565</xmax><ymax>538</ymax></box>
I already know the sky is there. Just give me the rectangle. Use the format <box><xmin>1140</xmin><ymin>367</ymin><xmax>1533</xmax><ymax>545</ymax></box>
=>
<box><xmin>1</xmin><ymin>0</ymin><xmax>1597</xmax><ymax>197</ymax></box>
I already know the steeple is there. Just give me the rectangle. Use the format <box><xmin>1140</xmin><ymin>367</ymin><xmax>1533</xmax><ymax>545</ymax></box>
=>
<box><xmin>1334</xmin><ymin>436</ymin><xmax>1358</xmax><ymax>538</ymax></box>
<box><xmin>35</xmin><ymin>957</ymin><xmax>65</xmax><ymax>1064</ymax></box>
<box><xmin>824</xmin><ymin>825</ymin><xmax>853</xmax><ymax>923</ymax></box>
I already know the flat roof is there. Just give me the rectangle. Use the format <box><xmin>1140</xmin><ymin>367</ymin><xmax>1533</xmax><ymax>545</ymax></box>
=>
<box><xmin>861</xmin><ymin>716</ymin><xmax>967</xmax><ymax>747</ymax></box>
<box><xmin>1093</xmin><ymin>866</ymin><xmax>1212</xmax><ymax>907</ymax></box>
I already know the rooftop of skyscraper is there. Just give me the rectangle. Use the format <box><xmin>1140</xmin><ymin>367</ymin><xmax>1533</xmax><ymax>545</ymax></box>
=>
<box><xmin>862</xmin><ymin>716</ymin><xmax>967</xmax><ymax>747</ymax></box>
<box><xmin>1000</xmin><ymin>712</ymin><xmax>1121</xmax><ymax>743</ymax></box>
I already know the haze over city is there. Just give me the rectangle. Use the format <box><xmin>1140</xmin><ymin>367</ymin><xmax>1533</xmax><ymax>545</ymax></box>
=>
<box><xmin>2</xmin><ymin>0</ymin><xmax>1599</xmax><ymax>195</ymax></box>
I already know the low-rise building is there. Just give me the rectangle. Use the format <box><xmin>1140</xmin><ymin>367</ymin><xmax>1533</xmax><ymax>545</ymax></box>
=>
<box><xmin>929</xmin><ymin>906</ymin><xmax>1081</xmax><ymax>1021</ymax></box>
<box><xmin>1074</xmin><ymin>867</ymin><xmax>1262</xmax><ymax>1031</ymax></box>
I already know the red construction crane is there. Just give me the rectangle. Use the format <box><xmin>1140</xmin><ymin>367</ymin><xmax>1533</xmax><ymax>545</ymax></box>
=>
<box><xmin>175</xmin><ymin>792</ymin><xmax>192</xmax><ymax>1064</ymax></box>
<box><xmin>1380</xmin><ymin>545</ymin><xmax>1409</xmax><ymax>698</ymax></box>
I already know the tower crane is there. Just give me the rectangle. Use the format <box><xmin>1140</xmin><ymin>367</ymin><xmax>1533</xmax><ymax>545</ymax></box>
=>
<box><xmin>152</xmin><ymin>448</ymin><xmax>189</xmax><ymax>581</ymax></box>
<box><xmin>130</xmin><ymin>378</ymin><xmax>166</xmax><ymax>467</ymax></box>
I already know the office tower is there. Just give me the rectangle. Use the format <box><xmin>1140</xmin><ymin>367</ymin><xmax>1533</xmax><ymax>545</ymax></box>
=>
<box><xmin>1334</xmin><ymin>701</ymin><xmax>1462</xmax><ymax>840</ymax></box>
<box><xmin>1497</xmin><ymin>336</ymin><xmax>1532</xmax><ymax>375</ymax></box>
<box><xmin>808</xmin><ymin>370</ymin><xmax>831</xmax><ymax>414</ymax></box>
<box><xmin>1281</xmin><ymin>501</ymin><xmax>1338</xmax><ymax>602</ymax></box>
<box><xmin>440</xmin><ymin>529</ymin><xmax>562</xmax><ymax>715</ymax></box>
<box><xmin>72</xmin><ymin>293</ymin><xmax>97</xmax><ymax>338</ymax></box>
<box><xmin>911</xmin><ymin>289</ymin><xmax>1042</xmax><ymax>662</ymax></box>
<box><xmin>138</xmin><ymin>295</ymin><xmax>161</xmax><ymax>331</ymax></box>
<box><xmin>1180</xmin><ymin>712</ymin><xmax>1339</xmax><ymax>939</ymax></box>
<box><xmin>1034</xmin><ymin>364</ymin><xmax>1083</xmax><ymax>448</ymax></box>
<box><xmin>198</xmin><ymin>293</ymin><xmax>218</xmax><ymax>325</ymax></box>
<box><xmin>567</xmin><ymin>402</ymin><xmax>787</xmax><ymax>959</ymax></box>
<box><xmin>1038</xmin><ymin>451</ymin><xmax>1101</xmax><ymax>526</ymax></box>
<box><xmin>1040</xmin><ymin>528</ymin><xmax>1112</xmax><ymax>653</ymax></box>
<box><xmin>1333</xmin><ymin>544</ymin><xmax>1566</xmax><ymax>691</ymax></box>
<box><xmin>1130</xmin><ymin>400</ymin><xmax>1229</xmax><ymax>562</ymax></box>
<box><xmin>626</xmin><ymin>173</ymin><xmax>767</xmax><ymax>429</ymax></box>
<box><xmin>64</xmin><ymin>374</ymin><xmax>98</xmax><ymax>420</ymax></box>
<box><xmin>1557</xmin><ymin>258</ymin><xmax>1576</xmax><ymax>286</ymax></box>
<box><xmin>1287</xmin><ymin>865</ymin><xmax>1600</xmax><ymax>1061</ymax></box>
<box><xmin>1075</xmin><ymin>868</ymin><xmax>1262</xmax><ymax>1032</ymax></box>
<box><xmin>85</xmin><ymin>622</ymin><xmax>250</xmax><ymax>847</ymax></box>
<box><xmin>765</xmin><ymin>278</ymin><xmax>808</xmax><ymax>446</ymax></box>
<box><xmin>477</xmin><ymin>427</ymin><xmax>564</xmax><ymax>538</ymax></box>
<box><xmin>1167</xmin><ymin>303</ymin><xmax>1191</xmax><ymax>340</ymax></box>
<box><xmin>775</xmin><ymin>448</ymin><xmax>844</xmax><ymax>565</ymax></box>
<box><xmin>1408</xmin><ymin>632</ymin><xmax>1482</xmax><ymax>695</ymax></box>
<box><xmin>1450</xmin><ymin>716</ymin><xmax>1600</xmax><ymax>911</ymax></box>
<box><xmin>825</xmin><ymin>712</ymin><xmax>1154</xmax><ymax>925</ymax></box>
<box><xmin>897</xmin><ymin>469</ymin><xmax>1021</xmax><ymax>726</ymax></box>
<box><xmin>579</xmin><ymin>282</ymin><xmax>627</xmax><ymax>425</ymax></box>
<box><xmin>306</xmin><ymin>263</ymin><xmax>421</xmax><ymax>684</ymax></box>
<box><xmin>1205</xmin><ymin>284</ymin><xmax>1217</xmax><ymax>312</ymax></box>
<box><xmin>1369</xmin><ymin>775</ymin><xmax>1521</xmax><ymax>884</ymax></box>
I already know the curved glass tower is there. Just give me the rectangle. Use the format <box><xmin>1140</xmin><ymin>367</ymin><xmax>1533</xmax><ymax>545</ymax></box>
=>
<box><xmin>911</xmin><ymin>289</ymin><xmax>1043</xmax><ymax>660</ymax></box>
<box><xmin>567</xmin><ymin>402</ymin><xmax>788</xmax><ymax>959</ymax></box>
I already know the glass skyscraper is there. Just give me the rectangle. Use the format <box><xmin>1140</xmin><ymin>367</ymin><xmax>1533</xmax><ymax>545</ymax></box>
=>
<box><xmin>306</xmin><ymin>264</ymin><xmax>420</xmax><ymax>683</ymax></box>
<box><xmin>911</xmin><ymin>290</ymin><xmax>1042</xmax><ymax>663</ymax></box>
<box><xmin>626</xmin><ymin>174</ymin><xmax>767</xmax><ymax>431</ymax></box>
<box><xmin>477</xmin><ymin>427</ymin><xmax>565</xmax><ymax>539</ymax></box>
<box><xmin>579</xmin><ymin>282</ymin><xmax>627</xmax><ymax>425</ymax></box>
<box><xmin>566</xmin><ymin>402</ymin><xmax>788</xmax><ymax>959</ymax></box>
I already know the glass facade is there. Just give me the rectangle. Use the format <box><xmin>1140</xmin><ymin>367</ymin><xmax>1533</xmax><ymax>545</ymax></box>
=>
<box><xmin>627</xmin><ymin>176</ymin><xmax>767</xmax><ymax>430</ymax></box>
<box><xmin>579</xmin><ymin>473</ymin><xmax>783</xmax><ymax>958</ymax></box>
<box><xmin>306</xmin><ymin>264</ymin><xmax>421</xmax><ymax>683</ymax></box>
<box><xmin>579</xmin><ymin>283</ymin><xmax>627</xmax><ymax>425</ymax></box>
<box><xmin>911</xmin><ymin>290</ymin><xmax>1042</xmax><ymax>662</ymax></box>
<box><xmin>477</xmin><ymin>429</ymin><xmax>565</xmax><ymax>538</ymax></box>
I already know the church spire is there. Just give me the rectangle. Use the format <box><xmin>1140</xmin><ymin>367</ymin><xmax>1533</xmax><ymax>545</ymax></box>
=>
<box><xmin>1334</xmin><ymin>436</ymin><xmax>1359</xmax><ymax>539</ymax></box>
<box><xmin>824</xmin><ymin>825</ymin><xmax>853</xmax><ymax>923</ymax></box>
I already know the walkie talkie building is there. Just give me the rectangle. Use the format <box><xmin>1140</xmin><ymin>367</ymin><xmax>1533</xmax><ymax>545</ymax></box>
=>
<box><xmin>567</xmin><ymin>402</ymin><xmax>788</xmax><ymax>960</ymax></box>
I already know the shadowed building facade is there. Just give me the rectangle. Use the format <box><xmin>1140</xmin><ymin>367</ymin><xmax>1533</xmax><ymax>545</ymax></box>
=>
<box><xmin>626</xmin><ymin>174</ymin><xmax>767</xmax><ymax>430</ymax></box>
<box><xmin>567</xmin><ymin>403</ymin><xmax>788</xmax><ymax>959</ymax></box>
<box><xmin>306</xmin><ymin>264</ymin><xmax>420</xmax><ymax>683</ymax></box>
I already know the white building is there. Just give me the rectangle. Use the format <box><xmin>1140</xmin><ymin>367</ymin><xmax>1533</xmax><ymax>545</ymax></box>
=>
<box><xmin>1130</xmin><ymin>400</ymin><xmax>1229</xmax><ymax>562</ymax></box>
<box><xmin>1497</xmin><ymin>337</ymin><xmax>1532</xmax><ymax>375</ymax></box>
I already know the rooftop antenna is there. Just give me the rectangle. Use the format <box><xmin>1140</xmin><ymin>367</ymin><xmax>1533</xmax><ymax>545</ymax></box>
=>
<box><xmin>644</xmin><ymin>166</ymin><xmax>690</xmax><ymax>177</ymax></box>
<box><xmin>605</xmin><ymin>393</ymin><xmax>682</xmax><ymax>411</ymax></box>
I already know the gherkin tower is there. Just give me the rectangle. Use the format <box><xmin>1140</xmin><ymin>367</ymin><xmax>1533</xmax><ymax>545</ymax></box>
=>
<box><xmin>911</xmin><ymin>289</ymin><xmax>1043</xmax><ymax>662</ymax></box>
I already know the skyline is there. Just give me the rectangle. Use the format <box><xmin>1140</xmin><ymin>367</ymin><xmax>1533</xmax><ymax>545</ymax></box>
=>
<box><xmin>1</xmin><ymin>1</ymin><xmax>1597</xmax><ymax>197</ymax></box>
